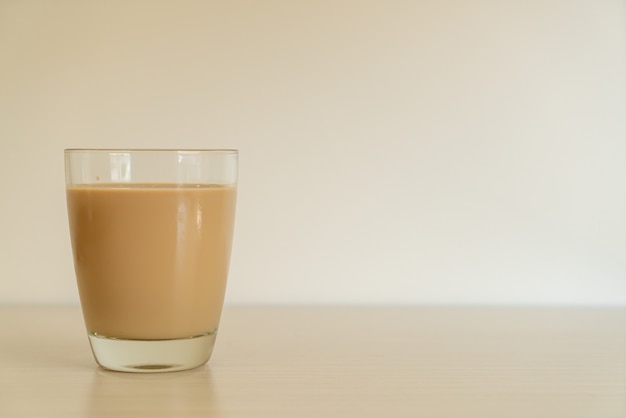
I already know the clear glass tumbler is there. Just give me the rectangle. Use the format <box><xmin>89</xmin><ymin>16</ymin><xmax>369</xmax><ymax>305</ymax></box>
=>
<box><xmin>65</xmin><ymin>149</ymin><xmax>238</xmax><ymax>372</ymax></box>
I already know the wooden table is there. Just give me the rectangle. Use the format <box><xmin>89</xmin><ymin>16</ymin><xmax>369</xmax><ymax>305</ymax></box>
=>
<box><xmin>1</xmin><ymin>306</ymin><xmax>624</xmax><ymax>417</ymax></box>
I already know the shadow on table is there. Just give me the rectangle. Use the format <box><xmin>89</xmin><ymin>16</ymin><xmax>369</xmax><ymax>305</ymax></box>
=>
<box><xmin>83</xmin><ymin>367</ymin><xmax>220</xmax><ymax>417</ymax></box>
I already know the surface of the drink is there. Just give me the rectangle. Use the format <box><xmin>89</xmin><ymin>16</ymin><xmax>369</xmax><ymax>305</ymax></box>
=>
<box><xmin>66</xmin><ymin>183</ymin><xmax>237</xmax><ymax>340</ymax></box>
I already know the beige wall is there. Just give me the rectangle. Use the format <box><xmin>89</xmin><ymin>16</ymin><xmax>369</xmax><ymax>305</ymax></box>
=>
<box><xmin>1</xmin><ymin>0</ymin><xmax>624</xmax><ymax>305</ymax></box>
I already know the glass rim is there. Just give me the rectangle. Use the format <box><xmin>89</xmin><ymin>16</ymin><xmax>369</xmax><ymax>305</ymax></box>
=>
<box><xmin>64</xmin><ymin>148</ymin><xmax>238</xmax><ymax>154</ymax></box>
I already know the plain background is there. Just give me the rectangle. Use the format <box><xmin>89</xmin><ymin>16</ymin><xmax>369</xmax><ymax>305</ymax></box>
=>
<box><xmin>0</xmin><ymin>0</ymin><xmax>624</xmax><ymax>306</ymax></box>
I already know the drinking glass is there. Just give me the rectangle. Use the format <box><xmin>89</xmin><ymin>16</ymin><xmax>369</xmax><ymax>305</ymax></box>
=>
<box><xmin>65</xmin><ymin>149</ymin><xmax>238</xmax><ymax>372</ymax></box>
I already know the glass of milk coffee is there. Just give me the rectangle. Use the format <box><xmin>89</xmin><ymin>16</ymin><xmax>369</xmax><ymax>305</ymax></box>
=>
<box><xmin>65</xmin><ymin>149</ymin><xmax>238</xmax><ymax>372</ymax></box>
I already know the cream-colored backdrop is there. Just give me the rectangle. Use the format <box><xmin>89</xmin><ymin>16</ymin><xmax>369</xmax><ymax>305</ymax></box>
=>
<box><xmin>1</xmin><ymin>0</ymin><xmax>624</xmax><ymax>305</ymax></box>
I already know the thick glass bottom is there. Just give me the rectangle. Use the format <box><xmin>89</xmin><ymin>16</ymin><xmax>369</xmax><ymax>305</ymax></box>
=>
<box><xmin>87</xmin><ymin>331</ymin><xmax>217</xmax><ymax>373</ymax></box>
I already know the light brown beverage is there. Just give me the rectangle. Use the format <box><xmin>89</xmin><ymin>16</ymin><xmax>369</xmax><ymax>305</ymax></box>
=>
<box><xmin>66</xmin><ymin>184</ymin><xmax>237</xmax><ymax>340</ymax></box>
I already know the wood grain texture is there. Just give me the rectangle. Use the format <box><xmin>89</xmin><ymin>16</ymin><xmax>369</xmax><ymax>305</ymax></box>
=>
<box><xmin>0</xmin><ymin>306</ymin><xmax>624</xmax><ymax>417</ymax></box>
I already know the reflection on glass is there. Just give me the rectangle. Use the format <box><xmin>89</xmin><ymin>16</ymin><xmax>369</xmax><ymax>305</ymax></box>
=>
<box><xmin>109</xmin><ymin>153</ymin><xmax>131</xmax><ymax>182</ymax></box>
<box><xmin>177</xmin><ymin>151</ymin><xmax>202</xmax><ymax>183</ymax></box>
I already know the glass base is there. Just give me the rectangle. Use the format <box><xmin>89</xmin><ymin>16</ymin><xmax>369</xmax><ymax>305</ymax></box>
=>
<box><xmin>87</xmin><ymin>332</ymin><xmax>217</xmax><ymax>373</ymax></box>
